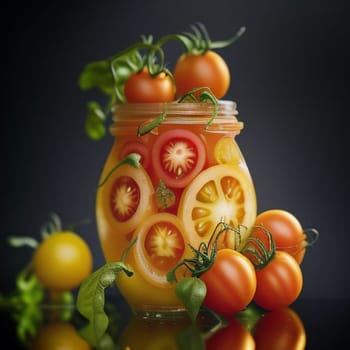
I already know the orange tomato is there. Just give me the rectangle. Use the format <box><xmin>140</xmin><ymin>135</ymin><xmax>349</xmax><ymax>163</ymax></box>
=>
<box><xmin>254</xmin><ymin>251</ymin><xmax>303</xmax><ymax>310</ymax></box>
<box><xmin>124</xmin><ymin>67</ymin><xmax>175</xmax><ymax>102</ymax></box>
<box><xmin>174</xmin><ymin>50</ymin><xmax>230</xmax><ymax>99</ymax></box>
<box><xmin>254</xmin><ymin>209</ymin><xmax>307</xmax><ymax>264</ymax></box>
<box><xmin>200</xmin><ymin>249</ymin><xmax>257</xmax><ymax>315</ymax></box>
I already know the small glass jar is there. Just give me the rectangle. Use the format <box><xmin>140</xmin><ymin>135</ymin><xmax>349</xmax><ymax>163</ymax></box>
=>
<box><xmin>96</xmin><ymin>101</ymin><xmax>257</xmax><ymax>317</ymax></box>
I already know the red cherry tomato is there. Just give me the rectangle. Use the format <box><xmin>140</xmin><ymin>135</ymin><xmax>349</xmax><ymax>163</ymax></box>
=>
<box><xmin>124</xmin><ymin>67</ymin><xmax>175</xmax><ymax>102</ymax></box>
<box><xmin>200</xmin><ymin>249</ymin><xmax>256</xmax><ymax>315</ymax></box>
<box><xmin>151</xmin><ymin>129</ymin><xmax>206</xmax><ymax>188</ymax></box>
<box><xmin>254</xmin><ymin>209</ymin><xmax>307</xmax><ymax>264</ymax></box>
<box><xmin>173</xmin><ymin>50</ymin><xmax>230</xmax><ymax>99</ymax></box>
<box><xmin>254</xmin><ymin>251</ymin><xmax>303</xmax><ymax>311</ymax></box>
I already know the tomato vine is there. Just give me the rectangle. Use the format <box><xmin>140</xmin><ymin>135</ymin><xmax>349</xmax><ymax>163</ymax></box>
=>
<box><xmin>79</xmin><ymin>23</ymin><xmax>246</xmax><ymax>140</ymax></box>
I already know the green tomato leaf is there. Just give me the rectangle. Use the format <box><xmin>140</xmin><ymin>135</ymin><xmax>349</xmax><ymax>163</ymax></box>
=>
<box><xmin>76</xmin><ymin>262</ymin><xmax>133</xmax><ymax>348</ymax></box>
<box><xmin>85</xmin><ymin>101</ymin><xmax>106</xmax><ymax>141</ymax></box>
<box><xmin>79</xmin><ymin>60</ymin><xmax>115</xmax><ymax>95</ymax></box>
<box><xmin>175</xmin><ymin>277</ymin><xmax>206</xmax><ymax>322</ymax></box>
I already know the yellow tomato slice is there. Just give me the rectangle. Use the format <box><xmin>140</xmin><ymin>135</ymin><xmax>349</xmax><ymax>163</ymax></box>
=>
<box><xmin>178</xmin><ymin>164</ymin><xmax>257</xmax><ymax>250</ymax></box>
<box><xmin>132</xmin><ymin>213</ymin><xmax>191</xmax><ymax>288</ymax></box>
<box><xmin>214</xmin><ymin>136</ymin><xmax>242</xmax><ymax>165</ymax></box>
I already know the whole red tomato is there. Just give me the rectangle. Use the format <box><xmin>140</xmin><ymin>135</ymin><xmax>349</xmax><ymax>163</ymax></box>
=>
<box><xmin>124</xmin><ymin>67</ymin><xmax>175</xmax><ymax>102</ymax></box>
<box><xmin>253</xmin><ymin>251</ymin><xmax>303</xmax><ymax>311</ymax></box>
<box><xmin>200</xmin><ymin>249</ymin><xmax>256</xmax><ymax>315</ymax></box>
<box><xmin>254</xmin><ymin>209</ymin><xmax>307</xmax><ymax>264</ymax></box>
<box><xmin>173</xmin><ymin>50</ymin><xmax>230</xmax><ymax>99</ymax></box>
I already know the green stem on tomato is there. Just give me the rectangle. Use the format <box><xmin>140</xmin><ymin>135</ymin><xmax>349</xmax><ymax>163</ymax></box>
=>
<box><xmin>97</xmin><ymin>153</ymin><xmax>141</xmax><ymax>188</ymax></box>
<box><xmin>303</xmin><ymin>228</ymin><xmax>319</xmax><ymax>247</ymax></box>
<box><xmin>240</xmin><ymin>225</ymin><xmax>276</xmax><ymax>270</ymax></box>
<box><xmin>209</xmin><ymin>26</ymin><xmax>246</xmax><ymax>49</ymax></box>
<box><xmin>137</xmin><ymin>111</ymin><xmax>167</xmax><ymax>136</ymax></box>
<box><xmin>167</xmin><ymin>221</ymin><xmax>241</xmax><ymax>283</ymax></box>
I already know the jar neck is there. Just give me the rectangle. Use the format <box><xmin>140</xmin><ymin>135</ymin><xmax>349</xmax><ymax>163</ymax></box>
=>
<box><xmin>110</xmin><ymin>100</ymin><xmax>243</xmax><ymax>136</ymax></box>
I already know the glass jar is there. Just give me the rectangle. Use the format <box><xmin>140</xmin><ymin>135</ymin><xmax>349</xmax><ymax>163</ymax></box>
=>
<box><xmin>96</xmin><ymin>101</ymin><xmax>257</xmax><ymax>317</ymax></box>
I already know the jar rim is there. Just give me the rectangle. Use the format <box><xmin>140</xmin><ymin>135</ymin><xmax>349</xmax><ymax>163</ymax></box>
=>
<box><xmin>113</xmin><ymin>100</ymin><xmax>238</xmax><ymax>117</ymax></box>
<box><xmin>111</xmin><ymin>100</ymin><xmax>243</xmax><ymax>135</ymax></box>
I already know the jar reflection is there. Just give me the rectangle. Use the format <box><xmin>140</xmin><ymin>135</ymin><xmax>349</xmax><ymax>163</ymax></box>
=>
<box><xmin>118</xmin><ymin>315</ymin><xmax>192</xmax><ymax>349</ymax></box>
<box><xmin>117</xmin><ymin>306</ymin><xmax>306</xmax><ymax>350</ymax></box>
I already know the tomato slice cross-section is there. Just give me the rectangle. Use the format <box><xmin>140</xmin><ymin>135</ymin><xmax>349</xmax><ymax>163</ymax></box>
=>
<box><xmin>178</xmin><ymin>164</ymin><xmax>256</xmax><ymax>249</ymax></box>
<box><xmin>151</xmin><ymin>129</ymin><xmax>206</xmax><ymax>188</ymax></box>
<box><xmin>133</xmin><ymin>213</ymin><xmax>191</xmax><ymax>287</ymax></box>
<box><xmin>119</xmin><ymin>140</ymin><xmax>151</xmax><ymax>170</ymax></box>
<box><xmin>99</xmin><ymin>164</ymin><xmax>156</xmax><ymax>237</ymax></box>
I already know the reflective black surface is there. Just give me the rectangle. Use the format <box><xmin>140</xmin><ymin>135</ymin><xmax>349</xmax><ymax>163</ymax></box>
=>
<box><xmin>1</xmin><ymin>294</ymin><xmax>349</xmax><ymax>349</ymax></box>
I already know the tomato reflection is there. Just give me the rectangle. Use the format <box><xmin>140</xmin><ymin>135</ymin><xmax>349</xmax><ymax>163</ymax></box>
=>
<box><xmin>206</xmin><ymin>317</ymin><xmax>255</xmax><ymax>350</ymax></box>
<box><xmin>253</xmin><ymin>308</ymin><xmax>306</xmax><ymax>350</ymax></box>
<box><xmin>30</xmin><ymin>321</ymin><xmax>91</xmax><ymax>350</ymax></box>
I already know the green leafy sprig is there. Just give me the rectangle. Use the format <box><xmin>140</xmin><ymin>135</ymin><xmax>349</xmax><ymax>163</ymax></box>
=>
<box><xmin>76</xmin><ymin>239</ymin><xmax>135</xmax><ymax>348</ymax></box>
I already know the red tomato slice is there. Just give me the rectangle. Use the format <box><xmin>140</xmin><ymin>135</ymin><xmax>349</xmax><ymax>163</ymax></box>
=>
<box><xmin>119</xmin><ymin>140</ymin><xmax>151</xmax><ymax>169</ymax></box>
<box><xmin>133</xmin><ymin>213</ymin><xmax>191</xmax><ymax>287</ymax></box>
<box><xmin>100</xmin><ymin>164</ymin><xmax>156</xmax><ymax>236</ymax></box>
<box><xmin>151</xmin><ymin>129</ymin><xmax>206</xmax><ymax>188</ymax></box>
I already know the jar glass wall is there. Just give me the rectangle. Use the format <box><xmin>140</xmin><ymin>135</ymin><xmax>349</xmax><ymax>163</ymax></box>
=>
<box><xmin>96</xmin><ymin>101</ymin><xmax>257</xmax><ymax>317</ymax></box>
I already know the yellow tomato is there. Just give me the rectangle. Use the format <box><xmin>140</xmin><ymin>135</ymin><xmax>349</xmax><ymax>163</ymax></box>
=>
<box><xmin>33</xmin><ymin>231</ymin><xmax>93</xmax><ymax>291</ymax></box>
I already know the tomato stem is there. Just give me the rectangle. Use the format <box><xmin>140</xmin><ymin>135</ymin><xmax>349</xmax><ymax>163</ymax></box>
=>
<box><xmin>303</xmin><ymin>228</ymin><xmax>319</xmax><ymax>247</ymax></box>
<box><xmin>137</xmin><ymin>112</ymin><xmax>167</xmax><ymax>136</ymax></box>
<box><xmin>167</xmin><ymin>221</ymin><xmax>242</xmax><ymax>282</ymax></box>
<box><xmin>121</xmin><ymin>237</ymin><xmax>137</xmax><ymax>267</ymax></box>
<box><xmin>210</xmin><ymin>26</ymin><xmax>246</xmax><ymax>50</ymax></box>
<box><xmin>97</xmin><ymin>153</ymin><xmax>141</xmax><ymax>188</ymax></box>
<box><xmin>240</xmin><ymin>225</ymin><xmax>276</xmax><ymax>270</ymax></box>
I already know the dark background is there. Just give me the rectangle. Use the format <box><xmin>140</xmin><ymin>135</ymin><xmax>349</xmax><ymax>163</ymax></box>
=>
<box><xmin>1</xmin><ymin>0</ymin><xmax>349</xmax><ymax>302</ymax></box>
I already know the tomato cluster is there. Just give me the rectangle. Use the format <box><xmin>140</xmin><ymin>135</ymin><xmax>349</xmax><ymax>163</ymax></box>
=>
<box><xmin>124</xmin><ymin>49</ymin><xmax>230</xmax><ymax>103</ymax></box>
<box><xmin>199</xmin><ymin>209</ymin><xmax>316</xmax><ymax>315</ymax></box>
